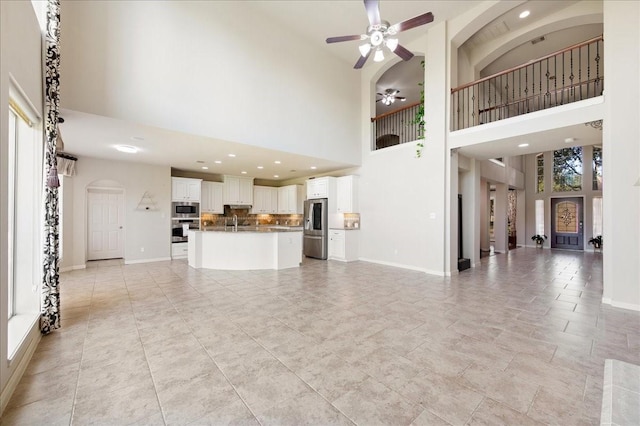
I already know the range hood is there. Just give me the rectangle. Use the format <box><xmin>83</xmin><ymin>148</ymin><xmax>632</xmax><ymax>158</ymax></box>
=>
<box><xmin>225</xmin><ymin>204</ymin><xmax>252</xmax><ymax>209</ymax></box>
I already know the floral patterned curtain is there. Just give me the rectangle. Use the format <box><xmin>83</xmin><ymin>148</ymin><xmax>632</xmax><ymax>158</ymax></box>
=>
<box><xmin>41</xmin><ymin>0</ymin><xmax>61</xmax><ymax>334</ymax></box>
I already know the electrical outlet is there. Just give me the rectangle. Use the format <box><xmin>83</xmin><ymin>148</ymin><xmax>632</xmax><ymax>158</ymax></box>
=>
<box><xmin>140</xmin><ymin>247</ymin><xmax>145</xmax><ymax>252</ymax></box>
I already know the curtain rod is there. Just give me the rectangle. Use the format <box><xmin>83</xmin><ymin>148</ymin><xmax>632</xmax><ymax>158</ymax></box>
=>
<box><xmin>56</xmin><ymin>152</ymin><xmax>77</xmax><ymax>161</ymax></box>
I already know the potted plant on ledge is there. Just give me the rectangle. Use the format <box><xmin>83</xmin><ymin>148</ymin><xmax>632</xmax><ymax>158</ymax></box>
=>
<box><xmin>588</xmin><ymin>235</ymin><xmax>603</xmax><ymax>250</ymax></box>
<box><xmin>531</xmin><ymin>234</ymin><xmax>547</xmax><ymax>248</ymax></box>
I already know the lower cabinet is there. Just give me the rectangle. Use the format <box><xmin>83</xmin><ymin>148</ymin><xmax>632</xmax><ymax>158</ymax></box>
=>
<box><xmin>328</xmin><ymin>229</ymin><xmax>358</xmax><ymax>262</ymax></box>
<box><xmin>171</xmin><ymin>242</ymin><xmax>188</xmax><ymax>259</ymax></box>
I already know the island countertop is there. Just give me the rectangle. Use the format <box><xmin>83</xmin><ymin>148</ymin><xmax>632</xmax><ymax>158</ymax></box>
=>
<box><xmin>200</xmin><ymin>226</ymin><xmax>303</xmax><ymax>233</ymax></box>
<box><xmin>187</xmin><ymin>229</ymin><xmax>302</xmax><ymax>270</ymax></box>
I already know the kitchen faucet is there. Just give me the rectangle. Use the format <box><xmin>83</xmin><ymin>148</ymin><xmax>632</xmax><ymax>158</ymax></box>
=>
<box><xmin>233</xmin><ymin>214</ymin><xmax>238</xmax><ymax>231</ymax></box>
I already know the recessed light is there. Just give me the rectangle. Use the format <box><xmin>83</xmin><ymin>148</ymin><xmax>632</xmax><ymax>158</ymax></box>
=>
<box><xmin>214</xmin><ymin>160</ymin><xmax>222</xmax><ymax>164</ymax></box>
<box><xmin>115</xmin><ymin>145</ymin><xmax>138</xmax><ymax>154</ymax></box>
<box><xmin>201</xmin><ymin>166</ymin><xmax>209</xmax><ymax>170</ymax></box>
<box><xmin>241</xmin><ymin>171</ymin><xmax>247</xmax><ymax>174</ymax></box>
<box><xmin>228</xmin><ymin>153</ymin><xmax>236</xmax><ymax>157</ymax></box>
<box><xmin>519</xmin><ymin>10</ymin><xmax>530</xmax><ymax>19</ymax></box>
<box><xmin>564</xmin><ymin>137</ymin><xmax>576</xmax><ymax>143</ymax></box>
<box><xmin>257</xmin><ymin>166</ymin><xmax>264</xmax><ymax>169</ymax></box>
<box><xmin>518</xmin><ymin>143</ymin><xmax>529</xmax><ymax>148</ymax></box>
<box><xmin>131</xmin><ymin>136</ymin><xmax>144</xmax><ymax>141</ymax></box>
<box><xmin>310</xmin><ymin>166</ymin><xmax>317</xmax><ymax>170</ymax></box>
<box><xmin>274</xmin><ymin>160</ymin><xmax>281</xmax><ymax>164</ymax></box>
<box><xmin>274</xmin><ymin>175</ymin><xmax>279</xmax><ymax>178</ymax></box>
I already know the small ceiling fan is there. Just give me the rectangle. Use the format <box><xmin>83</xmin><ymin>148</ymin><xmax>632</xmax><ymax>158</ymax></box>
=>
<box><xmin>377</xmin><ymin>89</ymin><xmax>405</xmax><ymax>105</ymax></box>
<box><xmin>326</xmin><ymin>0</ymin><xmax>434</xmax><ymax>69</ymax></box>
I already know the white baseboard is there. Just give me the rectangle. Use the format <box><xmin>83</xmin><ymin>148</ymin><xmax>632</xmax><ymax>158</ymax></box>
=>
<box><xmin>124</xmin><ymin>257</ymin><xmax>172</xmax><ymax>265</ymax></box>
<box><xmin>60</xmin><ymin>264</ymin><xmax>87</xmax><ymax>273</ymax></box>
<box><xmin>602</xmin><ymin>297</ymin><xmax>612</xmax><ymax>304</ymax></box>
<box><xmin>358</xmin><ymin>258</ymin><xmax>446</xmax><ymax>276</ymax></box>
<box><xmin>610</xmin><ymin>300</ymin><xmax>640</xmax><ymax>312</ymax></box>
<box><xmin>0</xmin><ymin>327</ymin><xmax>41</xmax><ymax>416</ymax></box>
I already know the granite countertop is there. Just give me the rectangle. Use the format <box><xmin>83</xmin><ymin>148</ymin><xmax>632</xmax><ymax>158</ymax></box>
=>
<box><xmin>198</xmin><ymin>226</ymin><xmax>303</xmax><ymax>233</ymax></box>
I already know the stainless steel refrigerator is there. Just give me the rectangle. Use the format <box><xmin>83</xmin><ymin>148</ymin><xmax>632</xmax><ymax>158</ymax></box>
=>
<box><xmin>303</xmin><ymin>198</ymin><xmax>328</xmax><ymax>259</ymax></box>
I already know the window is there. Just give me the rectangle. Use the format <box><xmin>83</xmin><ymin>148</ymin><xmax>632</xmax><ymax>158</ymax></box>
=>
<box><xmin>536</xmin><ymin>153</ymin><xmax>544</xmax><ymax>193</ymax></box>
<box><xmin>593</xmin><ymin>197</ymin><xmax>603</xmax><ymax>237</ymax></box>
<box><xmin>593</xmin><ymin>146</ymin><xmax>603</xmax><ymax>191</ymax></box>
<box><xmin>553</xmin><ymin>147</ymin><xmax>582</xmax><ymax>192</ymax></box>
<box><xmin>535</xmin><ymin>199</ymin><xmax>545</xmax><ymax>236</ymax></box>
<box><xmin>7</xmin><ymin>81</ymin><xmax>43</xmax><ymax>358</ymax></box>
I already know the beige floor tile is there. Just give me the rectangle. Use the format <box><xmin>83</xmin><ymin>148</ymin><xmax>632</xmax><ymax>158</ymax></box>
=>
<box><xmin>396</xmin><ymin>368</ymin><xmax>483</xmax><ymax>425</ymax></box>
<box><xmin>6</xmin><ymin>250</ymin><xmax>639</xmax><ymax>425</ymax></box>
<box><xmin>410</xmin><ymin>408</ymin><xmax>452</xmax><ymax>425</ymax></box>
<box><xmin>459</xmin><ymin>363</ymin><xmax>539</xmax><ymax>414</ymax></box>
<box><xmin>468</xmin><ymin>398</ymin><xmax>545</xmax><ymax>425</ymax></box>
<box><xmin>332</xmin><ymin>377</ymin><xmax>423</xmax><ymax>425</ymax></box>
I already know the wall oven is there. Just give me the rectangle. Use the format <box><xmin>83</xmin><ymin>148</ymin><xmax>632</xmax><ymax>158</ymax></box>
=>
<box><xmin>171</xmin><ymin>219</ymin><xmax>199</xmax><ymax>243</ymax></box>
<box><xmin>172</xmin><ymin>201</ymin><xmax>199</xmax><ymax>218</ymax></box>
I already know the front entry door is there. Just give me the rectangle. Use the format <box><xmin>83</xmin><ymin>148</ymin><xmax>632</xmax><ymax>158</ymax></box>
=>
<box><xmin>551</xmin><ymin>197</ymin><xmax>584</xmax><ymax>250</ymax></box>
<box><xmin>87</xmin><ymin>189</ymin><xmax>125</xmax><ymax>260</ymax></box>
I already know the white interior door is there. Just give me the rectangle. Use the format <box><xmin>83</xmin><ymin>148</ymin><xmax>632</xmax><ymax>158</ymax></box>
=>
<box><xmin>87</xmin><ymin>189</ymin><xmax>124</xmax><ymax>260</ymax></box>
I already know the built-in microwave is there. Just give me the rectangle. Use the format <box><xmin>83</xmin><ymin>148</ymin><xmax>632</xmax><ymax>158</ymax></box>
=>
<box><xmin>172</xmin><ymin>202</ymin><xmax>199</xmax><ymax>218</ymax></box>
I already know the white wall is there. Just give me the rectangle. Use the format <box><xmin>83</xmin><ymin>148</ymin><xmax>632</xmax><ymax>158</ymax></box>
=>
<box><xmin>67</xmin><ymin>157</ymin><xmax>172</xmax><ymax>268</ymax></box>
<box><xmin>0</xmin><ymin>0</ymin><xmax>43</xmax><ymax>413</ymax></box>
<box><xmin>602</xmin><ymin>1</ymin><xmax>640</xmax><ymax>310</ymax></box>
<box><xmin>59</xmin><ymin>0</ymin><xmax>361</xmax><ymax>165</ymax></box>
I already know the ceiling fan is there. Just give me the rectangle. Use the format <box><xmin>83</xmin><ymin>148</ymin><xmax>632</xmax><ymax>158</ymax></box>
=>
<box><xmin>377</xmin><ymin>89</ymin><xmax>405</xmax><ymax>105</ymax></box>
<box><xmin>326</xmin><ymin>0</ymin><xmax>434</xmax><ymax>69</ymax></box>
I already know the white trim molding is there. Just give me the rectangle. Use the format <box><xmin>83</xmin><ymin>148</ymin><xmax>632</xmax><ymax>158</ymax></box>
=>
<box><xmin>124</xmin><ymin>257</ymin><xmax>171</xmax><ymax>265</ymax></box>
<box><xmin>358</xmin><ymin>258</ymin><xmax>446</xmax><ymax>277</ymax></box>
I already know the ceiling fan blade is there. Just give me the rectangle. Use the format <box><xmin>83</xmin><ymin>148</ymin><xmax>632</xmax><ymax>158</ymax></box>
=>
<box><xmin>354</xmin><ymin>51</ymin><xmax>371</xmax><ymax>69</ymax></box>
<box><xmin>364</xmin><ymin>0</ymin><xmax>381</xmax><ymax>26</ymax></box>
<box><xmin>326</xmin><ymin>35</ymin><xmax>363</xmax><ymax>44</ymax></box>
<box><xmin>396</xmin><ymin>96</ymin><xmax>406</xmax><ymax>101</ymax></box>
<box><xmin>393</xmin><ymin>12</ymin><xmax>434</xmax><ymax>33</ymax></box>
<box><xmin>394</xmin><ymin>44</ymin><xmax>414</xmax><ymax>61</ymax></box>
<box><xmin>376</xmin><ymin>99</ymin><xmax>382</xmax><ymax>102</ymax></box>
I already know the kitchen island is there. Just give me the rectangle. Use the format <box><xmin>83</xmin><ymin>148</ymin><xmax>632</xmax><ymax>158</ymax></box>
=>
<box><xmin>188</xmin><ymin>227</ymin><xmax>303</xmax><ymax>270</ymax></box>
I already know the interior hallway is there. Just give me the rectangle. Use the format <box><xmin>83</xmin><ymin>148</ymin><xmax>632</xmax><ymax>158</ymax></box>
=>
<box><xmin>3</xmin><ymin>250</ymin><xmax>638</xmax><ymax>425</ymax></box>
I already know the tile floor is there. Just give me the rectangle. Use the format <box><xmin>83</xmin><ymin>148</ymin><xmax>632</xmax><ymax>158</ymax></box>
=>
<box><xmin>2</xmin><ymin>248</ymin><xmax>639</xmax><ymax>425</ymax></box>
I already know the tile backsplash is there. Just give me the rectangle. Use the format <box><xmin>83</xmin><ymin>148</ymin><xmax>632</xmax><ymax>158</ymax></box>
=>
<box><xmin>201</xmin><ymin>211</ymin><xmax>302</xmax><ymax>227</ymax></box>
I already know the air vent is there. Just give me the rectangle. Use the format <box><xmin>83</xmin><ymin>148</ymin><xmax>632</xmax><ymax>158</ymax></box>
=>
<box><xmin>531</xmin><ymin>36</ymin><xmax>546</xmax><ymax>45</ymax></box>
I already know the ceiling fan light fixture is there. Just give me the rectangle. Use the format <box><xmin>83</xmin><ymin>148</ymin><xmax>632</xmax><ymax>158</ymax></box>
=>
<box><xmin>386</xmin><ymin>38</ymin><xmax>398</xmax><ymax>52</ymax></box>
<box><xmin>358</xmin><ymin>43</ymin><xmax>371</xmax><ymax>57</ymax></box>
<box><xmin>373</xmin><ymin>48</ymin><xmax>384</xmax><ymax>62</ymax></box>
<box><xmin>370</xmin><ymin>30</ymin><xmax>384</xmax><ymax>46</ymax></box>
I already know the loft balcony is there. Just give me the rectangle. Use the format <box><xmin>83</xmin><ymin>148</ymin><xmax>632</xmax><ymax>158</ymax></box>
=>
<box><xmin>451</xmin><ymin>35</ymin><xmax>604</xmax><ymax>131</ymax></box>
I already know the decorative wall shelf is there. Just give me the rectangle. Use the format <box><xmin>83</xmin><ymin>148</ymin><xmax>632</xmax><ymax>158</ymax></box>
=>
<box><xmin>136</xmin><ymin>191</ymin><xmax>157</xmax><ymax>211</ymax></box>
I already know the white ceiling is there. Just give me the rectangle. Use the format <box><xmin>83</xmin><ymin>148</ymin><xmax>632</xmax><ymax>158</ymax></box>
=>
<box><xmin>58</xmin><ymin>0</ymin><xmax>603</xmax><ymax>178</ymax></box>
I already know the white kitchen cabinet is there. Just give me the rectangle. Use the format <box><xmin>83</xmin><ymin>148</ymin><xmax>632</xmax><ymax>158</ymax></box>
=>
<box><xmin>223</xmin><ymin>175</ymin><xmax>254</xmax><ymax>205</ymax></box>
<box><xmin>172</xmin><ymin>177</ymin><xmax>202</xmax><ymax>202</ymax></box>
<box><xmin>251</xmin><ymin>186</ymin><xmax>278</xmax><ymax>214</ymax></box>
<box><xmin>306</xmin><ymin>176</ymin><xmax>336</xmax><ymax>199</ymax></box>
<box><xmin>336</xmin><ymin>175</ymin><xmax>359</xmax><ymax>213</ymax></box>
<box><xmin>201</xmin><ymin>181</ymin><xmax>224</xmax><ymax>213</ymax></box>
<box><xmin>171</xmin><ymin>242</ymin><xmax>188</xmax><ymax>259</ymax></box>
<box><xmin>278</xmin><ymin>185</ymin><xmax>304</xmax><ymax>214</ymax></box>
<box><xmin>328</xmin><ymin>229</ymin><xmax>358</xmax><ymax>262</ymax></box>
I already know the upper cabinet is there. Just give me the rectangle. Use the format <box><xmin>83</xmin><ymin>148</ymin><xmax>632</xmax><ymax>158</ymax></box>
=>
<box><xmin>278</xmin><ymin>185</ymin><xmax>304</xmax><ymax>214</ymax></box>
<box><xmin>201</xmin><ymin>181</ymin><xmax>224</xmax><ymax>213</ymax></box>
<box><xmin>223</xmin><ymin>175</ymin><xmax>254</xmax><ymax>205</ymax></box>
<box><xmin>251</xmin><ymin>186</ymin><xmax>278</xmax><ymax>214</ymax></box>
<box><xmin>172</xmin><ymin>177</ymin><xmax>202</xmax><ymax>202</ymax></box>
<box><xmin>336</xmin><ymin>175</ymin><xmax>359</xmax><ymax>213</ymax></box>
<box><xmin>306</xmin><ymin>176</ymin><xmax>336</xmax><ymax>199</ymax></box>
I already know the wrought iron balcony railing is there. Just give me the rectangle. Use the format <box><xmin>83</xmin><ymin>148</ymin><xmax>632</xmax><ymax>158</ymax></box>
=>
<box><xmin>451</xmin><ymin>35</ymin><xmax>604</xmax><ymax>131</ymax></box>
<box><xmin>371</xmin><ymin>102</ymin><xmax>421</xmax><ymax>151</ymax></box>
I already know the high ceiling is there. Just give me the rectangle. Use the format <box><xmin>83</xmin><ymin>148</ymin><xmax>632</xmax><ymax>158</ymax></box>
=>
<box><xmin>58</xmin><ymin>0</ymin><xmax>603</xmax><ymax>177</ymax></box>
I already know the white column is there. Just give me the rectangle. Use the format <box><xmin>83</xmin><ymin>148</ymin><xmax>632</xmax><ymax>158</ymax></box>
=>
<box><xmin>602</xmin><ymin>1</ymin><xmax>640</xmax><ymax>310</ymax></box>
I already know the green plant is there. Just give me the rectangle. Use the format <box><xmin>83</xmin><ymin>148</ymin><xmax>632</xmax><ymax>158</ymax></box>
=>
<box><xmin>531</xmin><ymin>234</ymin><xmax>547</xmax><ymax>245</ymax></box>
<box><xmin>588</xmin><ymin>235</ymin><xmax>603</xmax><ymax>248</ymax></box>
<box><xmin>413</xmin><ymin>60</ymin><xmax>425</xmax><ymax>158</ymax></box>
